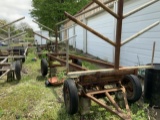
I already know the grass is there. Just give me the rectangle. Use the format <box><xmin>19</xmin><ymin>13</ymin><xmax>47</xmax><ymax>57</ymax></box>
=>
<box><xmin>0</xmin><ymin>47</ymin><xmax>151</xmax><ymax>120</ymax></box>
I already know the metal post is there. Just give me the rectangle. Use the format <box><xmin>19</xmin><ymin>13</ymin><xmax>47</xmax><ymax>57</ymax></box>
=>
<box><xmin>55</xmin><ymin>28</ymin><xmax>58</xmax><ymax>53</ymax></box>
<box><xmin>151</xmin><ymin>41</ymin><xmax>156</xmax><ymax>66</ymax></box>
<box><xmin>114</xmin><ymin>0</ymin><xmax>123</xmax><ymax>69</ymax></box>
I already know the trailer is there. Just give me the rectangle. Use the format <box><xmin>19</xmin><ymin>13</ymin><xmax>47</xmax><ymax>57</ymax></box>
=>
<box><xmin>40</xmin><ymin>0</ymin><xmax>159</xmax><ymax>119</ymax></box>
<box><xmin>0</xmin><ymin>17</ymin><xmax>28</xmax><ymax>81</ymax></box>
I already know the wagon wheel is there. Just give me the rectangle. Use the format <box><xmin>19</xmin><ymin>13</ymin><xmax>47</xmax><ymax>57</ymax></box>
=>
<box><xmin>41</xmin><ymin>58</ymin><xmax>48</xmax><ymax>77</ymax></box>
<box><xmin>63</xmin><ymin>79</ymin><xmax>78</xmax><ymax>115</ymax></box>
<box><xmin>15</xmin><ymin>60</ymin><xmax>21</xmax><ymax>80</ymax></box>
<box><xmin>72</xmin><ymin>59</ymin><xmax>82</xmax><ymax>66</ymax></box>
<box><xmin>121</xmin><ymin>75</ymin><xmax>142</xmax><ymax>103</ymax></box>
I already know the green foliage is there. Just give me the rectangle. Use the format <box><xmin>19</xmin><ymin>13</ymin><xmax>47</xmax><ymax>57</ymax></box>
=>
<box><xmin>56</xmin><ymin>71</ymin><xmax>65</xmax><ymax>81</ymax></box>
<box><xmin>30</xmin><ymin>0</ymin><xmax>91</xmax><ymax>30</ymax></box>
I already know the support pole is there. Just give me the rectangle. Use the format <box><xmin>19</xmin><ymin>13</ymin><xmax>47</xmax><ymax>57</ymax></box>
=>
<box><xmin>151</xmin><ymin>41</ymin><xmax>156</xmax><ymax>65</ymax></box>
<box><xmin>114</xmin><ymin>0</ymin><xmax>123</xmax><ymax>69</ymax></box>
<box><xmin>55</xmin><ymin>28</ymin><xmax>58</xmax><ymax>53</ymax></box>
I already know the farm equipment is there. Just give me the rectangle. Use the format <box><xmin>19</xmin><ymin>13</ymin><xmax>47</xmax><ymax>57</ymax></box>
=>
<box><xmin>0</xmin><ymin>17</ymin><xmax>28</xmax><ymax>81</ymax></box>
<box><xmin>40</xmin><ymin>0</ymin><xmax>159</xmax><ymax>119</ymax></box>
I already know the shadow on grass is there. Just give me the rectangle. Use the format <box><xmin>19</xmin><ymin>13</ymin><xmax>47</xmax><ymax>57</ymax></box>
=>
<box><xmin>0</xmin><ymin>79</ymin><xmax>20</xmax><ymax>87</ymax></box>
<box><xmin>36</xmin><ymin>75</ymin><xmax>47</xmax><ymax>81</ymax></box>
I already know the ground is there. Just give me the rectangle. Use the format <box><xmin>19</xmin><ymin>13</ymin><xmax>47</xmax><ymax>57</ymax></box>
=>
<box><xmin>0</xmin><ymin>47</ymin><xmax>158</xmax><ymax>120</ymax></box>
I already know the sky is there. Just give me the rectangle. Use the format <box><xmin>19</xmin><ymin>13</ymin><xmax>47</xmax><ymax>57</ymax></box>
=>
<box><xmin>0</xmin><ymin>0</ymin><xmax>40</xmax><ymax>31</ymax></box>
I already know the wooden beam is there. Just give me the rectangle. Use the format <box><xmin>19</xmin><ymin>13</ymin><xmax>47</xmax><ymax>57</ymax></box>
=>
<box><xmin>64</xmin><ymin>12</ymin><xmax>116</xmax><ymax>47</ymax></box>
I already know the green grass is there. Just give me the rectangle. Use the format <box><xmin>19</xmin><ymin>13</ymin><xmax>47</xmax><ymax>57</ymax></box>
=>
<box><xmin>0</xmin><ymin>47</ymin><xmax>150</xmax><ymax>120</ymax></box>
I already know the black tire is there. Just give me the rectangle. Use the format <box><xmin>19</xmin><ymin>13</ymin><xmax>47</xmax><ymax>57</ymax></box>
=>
<box><xmin>15</xmin><ymin>60</ymin><xmax>21</xmax><ymax>80</ymax></box>
<box><xmin>121</xmin><ymin>75</ymin><xmax>142</xmax><ymax>103</ymax></box>
<box><xmin>22</xmin><ymin>57</ymin><xmax>25</xmax><ymax>63</ymax></box>
<box><xmin>63</xmin><ymin>79</ymin><xmax>79</xmax><ymax>115</ymax></box>
<box><xmin>72</xmin><ymin>59</ymin><xmax>82</xmax><ymax>66</ymax></box>
<box><xmin>0</xmin><ymin>66</ymin><xmax>2</xmax><ymax>76</ymax></box>
<box><xmin>41</xmin><ymin>58</ymin><xmax>48</xmax><ymax>76</ymax></box>
<box><xmin>45</xmin><ymin>80</ymin><xmax>51</xmax><ymax>87</ymax></box>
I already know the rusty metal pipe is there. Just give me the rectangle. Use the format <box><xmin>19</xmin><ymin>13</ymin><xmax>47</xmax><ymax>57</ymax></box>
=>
<box><xmin>64</xmin><ymin>12</ymin><xmax>116</xmax><ymax>46</ymax></box>
<box><xmin>151</xmin><ymin>41</ymin><xmax>156</xmax><ymax>65</ymax></box>
<box><xmin>33</xmin><ymin>20</ymin><xmax>55</xmax><ymax>33</ymax></box>
<box><xmin>70</xmin><ymin>54</ymin><xmax>115</xmax><ymax>67</ymax></box>
<box><xmin>48</xmin><ymin>54</ymin><xmax>87</xmax><ymax>71</ymax></box>
<box><xmin>3</xmin><ymin>32</ymin><xmax>26</xmax><ymax>41</ymax></box>
<box><xmin>92</xmin><ymin>0</ymin><xmax>119</xmax><ymax>19</ymax></box>
<box><xmin>0</xmin><ymin>17</ymin><xmax>25</xmax><ymax>28</ymax></box>
<box><xmin>121</xmin><ymin>21</ymin><xmax>160</xmax><ymax>46</ymax></box>
<box><xmin>58</xmin><ymin>35</ymin><xmax>76</xmax><ymax>44</ymax></box>
<box><xmin>114</xmin><ymin>0</ymin><xmax>123</xmax><ymax>69</ymax></box>
<box><xmin>33</xmin><ymin>31</ymin><xmax>51</xmax><ymax>41</ymax></box>
<box><xmin>58</xmin><ymin>25</ymin><xmax>74</xmax><ymax>33</ymax></box>
<box><xmin>56</xmin><ymin>0</ymin><xmax>116</xmax><ymax>26</ymax></box>
<box><xmin>123</xmin><ymin>0</ymin><xmax>159</xmax><ymax>18</ymax></box>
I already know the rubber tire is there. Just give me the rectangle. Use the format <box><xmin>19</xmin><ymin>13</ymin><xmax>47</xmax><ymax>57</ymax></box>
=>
<box><xmin>72</xmin><ymin>59</ymin><xmax>82</xmax><ymax>67</ymax></box>
<box><xmin>15</xmin><ymin>60</ymin><xmax>21</xmax><ymax>80</ymax></box>
<box><xmin>45</xmin><ymin>80</ymin><xmax>51</xmax><ymax>87</ymax></box>
<box><xmin>122</xmin><ymin>75</ymin><xmax>142</xmax><ymax>103</ymax></box>
<box><xmin>63</xmin><ymin>79</ymin><xmax>79</xmax><ymax>115</ymax></box>
<box><xmin>0</xmin><ymin>66</ymin><xmax>2</xmax><ymax>76</ymax></box>
<box><xmin>41</xmin><ymin>58</ymin><xmax>48</xmax><ymax>77</ymax></box>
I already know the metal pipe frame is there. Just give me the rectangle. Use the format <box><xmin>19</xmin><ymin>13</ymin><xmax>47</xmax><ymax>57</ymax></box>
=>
<box><xmin>0</xmin><ymin>28</ymin><xmax>8</xmax><ymax>33</ymax></box>
<box><xmin>85</xmin><ymin>86</ymin><xmax>131</xmax><ymax>120</ymax></box>
<box><xmin>58</xmin><ymin>24</ymin><xmax>74</xmax><ymax>33</ymax></box>
<box><xmin>32</xmin><ymin>20</ymin><xmax>55</xmax><ymax>33</ymax></box>
<box><xmin>64</xmin><ymin>12</ymin><xmax>116</xmax><ymax>46</ymax></box>
<box><xmin>121</xmin><ymin>21</ymin><xmax>160</xmax><ymax>46</ymax></box>
<box><xmin>69</xmin><ymin>54</ymin><xmax>115</xmax><ymax>67</ymax></box>
<box><xmin>58</xmin><ymin>35</ymin><xmax>77</xmax><ymax>44</ymax></box>
<box><xmin>0</xmin><ymin>57</ymin><xmax>8</xmax><ymax>64</ymax></box>
<box><xmin>33</xmin><ymin>31</ymin><xmax>51</xmax><ymax>41</ymax></box>
<box><xmin>3</xmin><ymin>32</ymin><xmax>26</xmax><ymax>41</ymax></box>
<box><xmin>0</xmin><ymin>69</ymin><xmax>10</xmax><ymax>79</ymax></box>
<box><xmin>0</xmin><ymin>17</ymin><xmax>25</xmax><ymax>28</ymax></box>
<box><xmin>123</xmin><ymin>0</ymin><xmax>159</xmax><ymax>18</ymax></box>
<box><xmin>93</xmin><ymin>0</ymin><xmax>119</xmax><ymax>19</ymax></box>
<box><xmin>48</xmin><ymin>54</ymin><xmax>87</xmax><ymax>71</ymax></box>
<box><xmin>56</xmin><ymin>0</ymin><xmax>116</xmax><ymax>26</ymax></box>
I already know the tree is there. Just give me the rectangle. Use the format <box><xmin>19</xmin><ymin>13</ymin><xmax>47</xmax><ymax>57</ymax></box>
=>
<box><xmin>30</xmin><ymin>0</ymin><xmax>91</xmax><ymax>30</ymax></box>
<box><xmin>17</xmin><ymin>22</ymin><xmax>33</xmax><ymax>37</ymax></box>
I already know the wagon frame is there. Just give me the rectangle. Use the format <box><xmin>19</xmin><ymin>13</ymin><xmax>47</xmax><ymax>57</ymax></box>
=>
<box><xmin>41</xmin><ymin>0</ymin><xmax>159</xmax><ymax>119</ymax></box>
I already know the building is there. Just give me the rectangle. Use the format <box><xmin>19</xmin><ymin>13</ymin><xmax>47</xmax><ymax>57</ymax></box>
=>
<box><xmin>62</xmin><ymin>0</ymin><xmax>160</xmax><ymax>66</ymax></box>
